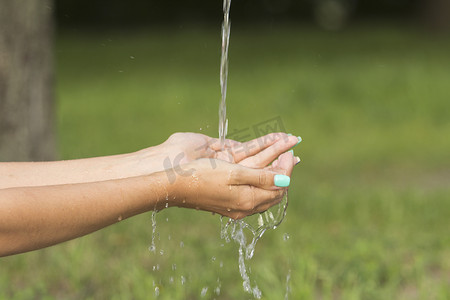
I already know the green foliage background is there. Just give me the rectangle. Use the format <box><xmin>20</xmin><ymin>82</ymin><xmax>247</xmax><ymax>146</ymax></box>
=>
<box><xmin>1</xmin><ymin>24</ymin><xmax>449</xmax><ymax>299</ymax></box>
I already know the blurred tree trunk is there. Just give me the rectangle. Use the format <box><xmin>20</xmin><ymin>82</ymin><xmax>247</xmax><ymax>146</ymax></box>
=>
<box><xmin>423</xmin><ymin>0</ymin><xmax>450</xmax><ymax>31</ymax></box>
<box><xmin>0</xmin><ymin>0</ymin><xmax>56</xmax><ymax>161</ymax></box>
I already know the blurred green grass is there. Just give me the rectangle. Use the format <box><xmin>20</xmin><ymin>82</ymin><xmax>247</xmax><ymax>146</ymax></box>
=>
<box><xmin>1</xmin><ymin>24</ymin><xmax>449</xmax><ymax>299</ymax></box>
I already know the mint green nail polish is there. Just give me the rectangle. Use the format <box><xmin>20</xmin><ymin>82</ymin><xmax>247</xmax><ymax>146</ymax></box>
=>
<box><xmin>288</xmin><ymin>149</ymin><xmax>294</xmax><ymax>155</ymax></box>
<box><xmin>274</xmin><ymin>175</ymin><xmax>290</xmax><ymax>187</ymax></box>
<box><xmin>287</xmin><ymin>133</ymin><xmax>293</xmax><ymax>136</ymax></box>
<box><xmin>295</xmin><ymin>136</ymin><xmax>302</xmax><ymax>146</ymax></box>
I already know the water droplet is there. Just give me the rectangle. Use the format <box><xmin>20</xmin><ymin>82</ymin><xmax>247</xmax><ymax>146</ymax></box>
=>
<box><xmin>226</xmin><ymin>208</ymin><xmax>231</xmax><ymax>212</ymax></box>
<box><xmin>169</xmin><ymin>276</ymin><xmax>174</xmax><ymax>284</ymax></box>
<box><xmin>130</xmin><ymin>55</ymin><xmax>135</xmax><ymax>59</ymax></box>
<box><xmin>181</xmin><ymin>275</ymin><xmax>186</xmax><ymax>285</ymax></box>
<box><xmin>211</xmin><ymin>256</ymin><xmax>216</xmax><ymax>262</ymax></box>
<box><xmin>165</xmin><ymin>203</ymin><xmax>169</xmax><ymax>208</ymax></box>
<box><xmin>215</xmin><ymin>286</ymin><xmax>221</xmax><ymax>295</ymax></box>
<box><xmin>283</xmin><ymin>233</ymin><xmax>290</xmax><ymax>241</ymax></box>
<box><xmin>172</xmin><ymin>264</ymin><xmax>177</xmax><ymax>271</ymax></box>
<box><xmin>199</xmin><ymin>127</ymin><xmax>203</xmax><ymax>131</ymax></box>
<box><xmin>149</xmin><ymin>245</ymin><xmax>156</xmax><ymax>252</ymax></box>
<box><xmin>155</xmin><ymin>286</ymin><xmax>160</xmax><ymax>297</ymax></box>
<box><xmin>159</xmin><ymin>249</ymin><xmax>164</xmax><ymax>256</ymax></box>
<box><xmin>201</xmin><ymin>287</ymin><xmax>208</xmax><ymax>297</ymax></box>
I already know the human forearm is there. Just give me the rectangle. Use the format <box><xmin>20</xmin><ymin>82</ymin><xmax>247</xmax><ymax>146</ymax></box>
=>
<box><xmin>0</xmin><ymin>172</ymin><xmax>170</xmax><ymax>257</ymax></box>
<box><xmin>0</xmin><ymin>147</ymin><xmax>164</xmax><ymax>189</ymax></box>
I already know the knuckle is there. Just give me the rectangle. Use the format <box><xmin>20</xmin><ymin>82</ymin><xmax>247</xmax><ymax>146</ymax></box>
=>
<box><xmin>258</xmin><ymin>172</ymin><xmax>267</xmax><ymax>186</ymax></box>
<box><xmin>232</xmin><ymin>169</ymin><xmax>244</xmax><ymax>182</ymax></box>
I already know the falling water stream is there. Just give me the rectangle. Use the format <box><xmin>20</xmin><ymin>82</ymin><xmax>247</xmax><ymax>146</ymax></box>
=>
<box><xmin>218</xmin><ymin>0</ymin><xmax>230</xmax><ymax>146</ymax></box>
<box><xmin>148</xmin><ymin>1</ymin><xmax>289</xmax><ymax>298</ymax></box>
<box><xmin>218</xmin><ymin>0</ymin><xmax>289</xmax><ymax>298</ymax></box>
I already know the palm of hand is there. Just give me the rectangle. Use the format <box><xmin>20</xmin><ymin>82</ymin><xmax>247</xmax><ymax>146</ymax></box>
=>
<box><xmin>163</xmin><ymin>132</ymin><xmax>298</xmax><ymax>170</ymax></box>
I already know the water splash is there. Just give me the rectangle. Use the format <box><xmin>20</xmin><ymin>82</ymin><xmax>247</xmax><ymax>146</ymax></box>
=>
<box><xmin>233</xmin><ymin>221</ymin><xmax>258</xmax><ymax>297</ymax></box>
<box><xmin>219</xmin><ymin>196</ymin><xmax>288</xmax><ymax>299</ymax></box>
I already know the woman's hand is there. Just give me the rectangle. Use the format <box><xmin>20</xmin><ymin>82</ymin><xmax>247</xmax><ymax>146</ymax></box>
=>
<box><xmin>168</xmin><ymin>151</ymin><xmax>296</xmax><ymax>219</ymax></box>
<box><xmin>140</xmin><ymin>132</ymin><xmax>300</xmax><ymax>173</ymax></box>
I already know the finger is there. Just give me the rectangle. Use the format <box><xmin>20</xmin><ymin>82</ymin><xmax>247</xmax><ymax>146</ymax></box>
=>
<box><xmin>270</xmin><ymin>151</ymin><xmax>296</xmax><ymax>178</ymax></box>
<box><xmin>235</xmin><ymin>187</ymin><xmax>285</xmax><ymax>218</ymax></box>
<box><xmin>271</xmin><ymin>157</ymin><xmax>280</xmax><ymax>169</ymax></box>
<box><xmin>253</xmin><ymin>192</ymin><xmax>285</xmax><ymax>213</ymax></box>
<box><xmin>230</xmin><ymin>133</ymin><xmax>288</xmax><ymax>163</ymax></box>
<box><xmin>239</xmin><ymin>135</ymin><xmax>299</xmax><ymax>168</ymax></box>
<box><xmin>209</xmin><ymin>138</ymin><xmax>241</xmax><ymax>151</ymax></box>
<box><xmin>230</xmin><ymin>166</ymin><xmax>290</xmax><ymax>190</ymax></box>
<box><xmin>255</xmin><ymin>188</ymin><xmax>285</xmax><ymax>206</ymax></box>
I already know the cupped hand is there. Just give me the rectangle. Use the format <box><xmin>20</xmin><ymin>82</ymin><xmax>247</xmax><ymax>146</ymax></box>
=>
<box><xmin>159</xmin><ymin>132</ymin><xmax>300</xmax><ymax>169</ymax></box>
<box><xmin>170</xmin><ymin>151</ymin><xmax>296</xmax><ymax>219</ymax></box>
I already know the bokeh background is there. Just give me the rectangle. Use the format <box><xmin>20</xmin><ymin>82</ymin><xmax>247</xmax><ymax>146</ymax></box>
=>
<box><xmin>1</xmin><ymin>0</ymin><xmax>449</xmax><ymax>299</ymax></box>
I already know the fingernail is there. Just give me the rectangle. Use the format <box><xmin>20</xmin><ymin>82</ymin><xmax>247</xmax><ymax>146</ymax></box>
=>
<box><xmin>287</xmin><ymin>133</ymin><xmax>293</xmax><ymax>136</ymax></box>
<box><xmin>295</xmin><ymin>136</ymin><xmax>302</xmax><ymax>147</ymax></box>
<box><xmin>288</xmin><ymin>149</ymin><xmax>294</xmax><ymax>155</ymax></box>
<box><xmin>274</xmin><ymin>174</ymin><xmax>290</xmax><ymax>187</ymax></box>
<box><xmin>295</xmin><ymin>156</ymin><xmax>301</xmax><ymax>165</ymax></box>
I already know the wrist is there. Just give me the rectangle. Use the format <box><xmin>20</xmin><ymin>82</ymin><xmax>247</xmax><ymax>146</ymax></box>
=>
<box><xmin>143</xmin><ymin>169</ymin><xmax>183</xmax><ymax>212</ymax></box>
<box><xmin>127</xmin><ymin>144</ymin><xmax>167</xmax><ymax>176</ymax></box>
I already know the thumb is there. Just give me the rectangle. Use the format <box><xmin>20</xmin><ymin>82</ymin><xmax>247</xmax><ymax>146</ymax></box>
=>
<box><xmin>232</xmin><ymin>167</ymin><xmax>291</xmax><ymax>190</ymax></box>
